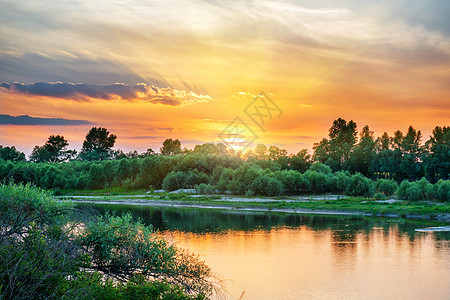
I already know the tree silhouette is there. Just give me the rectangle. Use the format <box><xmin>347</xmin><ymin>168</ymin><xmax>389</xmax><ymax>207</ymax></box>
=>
<box><xmin>79</xmin><ymin>127</ymin><xmax>117</xmax><ymax>160</ymax></box>
<box><xmin>30</xmin><ymin>135</ymin><xmax>76</xmax><ymax>162</ymax></box>
<box><xmin>160</xmin><ymin>139</ymin><xmax>181</xmax><ymax>156</ymax></box>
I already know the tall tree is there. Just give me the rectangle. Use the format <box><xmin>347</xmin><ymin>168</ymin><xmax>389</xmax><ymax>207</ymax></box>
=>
<box><xmin>79</xmin><ymin>127</ymin><xmax>117</xmax><ymax>160</ymax></box>
<box><xmin>399</xmin><ymin>126</ymin><xmax>423</xmax><ymax>180</ymax></box>
<box><xmin>160</xmin><ymin>139</ymin><xmax>182</xmax><ymax>156</ymax></box>
<box><xmin>313</xmin><ymin>118</ymin><xmax>358</xmax><ymax>171</ymax></box>
<box><xmin>375</xmin><ymin>132</ymin><xmax>391</xmax><ymax>151</ymax></box>
<box><xmin>30</xmin><ymin>135</ymin><xmax>76</xmax><ymax>162</ymax></box>
<box><xmin>268</xmin><ymin>146</ymin><xmax>288</xmax><ymax>161</ymax></box>
<box><xmin>347</xmin><ymin>125</ymin><xmax>376</xmax><ymax>176</ymax></box>
<box><xmin>286</xmin><ymin>149</ymin><xmax>311</xmax><ymax>172</ymax></box>
<box><xmin>255</xmin><ymin>144</ymin><xmax>269</xmax><ymax>160</ymax></box>
<box><xmin>423</xmin><ymin>126</ymin><xmax>449</xmax><ymax>182</ymax></box>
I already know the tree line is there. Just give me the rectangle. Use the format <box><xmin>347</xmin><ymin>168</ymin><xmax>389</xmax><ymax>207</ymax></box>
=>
<box><xmin>0</xmin><ymin>120</ymin><xmax>448</xmax><ymax>201</ymax></box>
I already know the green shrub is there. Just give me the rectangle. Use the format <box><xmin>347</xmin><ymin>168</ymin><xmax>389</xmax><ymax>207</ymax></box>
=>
<box><xmin>406</xmin><ymin>184</ymin><xmax>422</xmax><ymax>201</ymax></box>
<box><xmin>396</xmin><ymin>180</ymin><xmax>412</xmax><ymax>200</ymax></box>
<box><xmin>345</xmin><ymin>173</ymin><xmax>374</xmax><ymax>197</ymax></box>
<box><xmin>88</xmin><ymin>163</ymin><xmax>107</xmax><ymax>190</ymax></box>
<box><xmin>436</xmin><ymin>180</ymin><xmax>449</xmax><ymax>202</ymax></box>
<box><xmin>373</xmin><ymin>192</ymin><xmax>385</xmax><ymax>200</ymax></box>
<box><xmin>372</xmin><ymin>179</ymin><xmax>398</xmax><ymax>196</ymax></box>
<box><xmin>330</xmin><ymin>171</ymin><xmax>351</xmax><ymax>193</ymax></box>
<box><xmin>251</xmin><ymin>175</ymin><xmax>284</xmax><ymax>196</ymax></box>
<box><xmin>0</xmin><ymin>183</ymin><xmax>219</xmax><ymax>299</ymax></box>
<box><xmin>196</xmin><ymin>183</ymin><xmax>217</xmax><ymax>194</ymax></box>
<box><xmin>275</xmin><ymin>170</ymin><xmax>310</xmax><ymax>194</ymax></box>
<box><xmin>216</xmin><ymin>168</ymin><xmax>233</xmax><ymax>192</ymax></box>
<box><xmin>76</xmin><ymin>213</ymin><xmax>215</xmax><ymax>296</ymax></box>
<box><xmin>308</xmin><ymin>162</ymin><xmax>332</xmax><ymax>174</ymax></box>
<box><xmin>306</xmin><ymin>171</ymin><xmax>331</xmax><ymax>194</ymax></box>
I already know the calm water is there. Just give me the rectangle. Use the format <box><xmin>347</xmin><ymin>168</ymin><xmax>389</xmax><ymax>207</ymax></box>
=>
<box><xmin>89</xmin><ymin>204</ymin><xmax>450</xmax><ymax>300</ymax></box>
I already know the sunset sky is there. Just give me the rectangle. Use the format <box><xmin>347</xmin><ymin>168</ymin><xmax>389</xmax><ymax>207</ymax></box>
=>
<box><xmin>1</xmin><ymin>0</ymin><xmax>449</xmax><ymax>155</ymax></box>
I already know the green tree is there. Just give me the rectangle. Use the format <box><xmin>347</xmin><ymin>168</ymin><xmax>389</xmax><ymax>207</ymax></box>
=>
<box><xmin>284</xmin><ymin>149</ymin><xmax>311</xmax><ymax>172</ymax></box>
<box><xmin>423</xmin><ymin>126</ymin><xmax>449</xmax><ymax>182</ymax></box>
<box><xmin>0</xmin><ymin>183</ymin><xmax>218</xmax><ymax>299</ymax></box>
<box><xmin>345</xmin><ymin>173</ymin><xmax>374</xmax><ymax>197</ymax></box>
<box><xmin>399</xmin><ymin>126</ymin><xmax>423</xmax><ymax>181</ymax></box>
<box><xmin>313</xmin><ymin>118</ymin><xmax>357</xmax><ymax>171</ymax></box>
<box><xmin>255</xmin><ymin>144</ymin><xmax>269</xmax><ymax>160</ymax></box>
<box><xmin>372</xmin><ymin>179</ymin><xmax>398</xmax><ymax>196</ymax></box>
<box><xmin>79</xmin><ymin>127</ymin><xmax>117</xmax><ymax>160</ymax></box>
<box><xmin>77</xmin><ymin>213</ymin><xmax>216</xmax><ymax>296</ymax></box>
<box><xmin>268</xmin><ymin>146</ymin><xmax>288</xmax><ymax>161</ymax></box>
<box><xmin>375</xmin><ymin>132</ymin><xmax>391</xmax><ymax>151</ymax></box>
<box><xmin>193</xmin><ymin>143</ymin><xmax>228</xmax><ymax>155</ymax></box>
<box><xmin>0</xmin><ymin>145</ymin><xmax>26</xmax><ymax>161</ymax></box>
<box><xmin>30</xmin><ymin>135</ymin><xmax>76</xmax><ymax>163</ymax></box>
<box><xmin>160</xmin><ymin>139</ymin><xmax>182</xmax><ymax>156</ymax></box>
<box><xmin>347</xmin><ymin>125</ymin><xmax>376</xmax><ymax>176</ymax></box>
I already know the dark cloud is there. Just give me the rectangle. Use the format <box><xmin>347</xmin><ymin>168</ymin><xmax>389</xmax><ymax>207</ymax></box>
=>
<box><xmin>0</xmin><ymin>82</ymin><xmax>212</xmax><ymax>105</ymax></box>
<box><xmin>0</xmin><ymin>114</ymin><xmax>93</xmax><ymax>126</ymax></box>
<box><xmin>0</xmin><ymin>53</ymin><xmax>153</xmax><ymax>86</ymax></box>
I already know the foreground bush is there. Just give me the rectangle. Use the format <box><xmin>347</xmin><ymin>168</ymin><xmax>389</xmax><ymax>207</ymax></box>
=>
<box><xmin>0</xmin><ymin>183</ymin><xmax>219</xmax><ymax>299</ymax></box>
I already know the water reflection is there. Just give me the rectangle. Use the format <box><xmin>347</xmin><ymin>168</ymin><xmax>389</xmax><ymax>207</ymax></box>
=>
<box><xmin>86</xmin><ymin>204</ymin><xmax>449</xmax><ymax>239</ymax></box>
<box><xmin>84</xmin><ymin>204</ymin><xmax>450</xmax><ymax>299</ymax></box>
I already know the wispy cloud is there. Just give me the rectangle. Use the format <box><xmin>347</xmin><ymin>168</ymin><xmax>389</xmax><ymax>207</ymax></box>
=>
<box><xmin>0</xmin><ymin>114</ymin><xmax>93</xmax><ymax>125</ymax></box>
<box><xmin>0</xmin><ymin>82</ymin><xmax>212</xmax><ymax>105</ymax></box>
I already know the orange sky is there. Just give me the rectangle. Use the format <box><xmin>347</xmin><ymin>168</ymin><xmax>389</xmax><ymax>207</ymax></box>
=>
<box><xmin>1</xmin><ymin>0</ymin><xmax>449</xmax><ymax>155</ymax></box>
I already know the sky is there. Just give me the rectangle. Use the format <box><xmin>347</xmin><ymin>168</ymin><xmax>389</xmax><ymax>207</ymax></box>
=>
<box><xmin>1</xmin><ymin>0</ymin><xmax>449</xmax><ymax>155</ymax></box>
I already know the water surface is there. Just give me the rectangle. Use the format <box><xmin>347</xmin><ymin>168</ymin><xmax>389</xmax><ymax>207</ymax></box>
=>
<box><xmin>89</xmin><ymin>204</ymin><xmax>450</xmax><ymax>299</ymax></box>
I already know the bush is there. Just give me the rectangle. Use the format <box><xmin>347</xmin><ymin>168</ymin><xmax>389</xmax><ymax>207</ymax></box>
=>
<box><xmin>345</xmin><ymin>173</ymin><xmax>374</xmax><ymax>197</ymax></box>
<box><xmin>372</xmin><ymin>179</ymin><xmax>398</xmax><ymax>196</ymax></box>
<box><xmin>250</xmin><ymin>175</ymin><xmax>284</xmax><ymax>196</ymax></box>
<box><xmin>275</xmin><ymin>170</ymin><xmax>310</xmax><ymax>194</ymax></box>
<box><xmin>0</xmin><ymin>183</ymin><xmax>79</xmax><ymax>299</ymax></box>
<box><xmin>406</xmin><ymin>184</ymin><xmax>422</xmax><ymax>201</ymax></box>
<box><xmin>196</xmin><ymin>183</ymin><xmax>217</xmax><ymax>194</ymax></box>
<box><xmin>228</xmin><ymin>164</ymin><xmax>263</xmax><ymax>195</ymax></box>
<box><xmin>436</xmin><ymin>180</ymin><xmax>449</xmax><ymax>202</ymax></box>
<box><xmin>309</xmin><ymin>162</ymin><xmax>332</xmax><ymax>174</ymax></box>
<box><xmin>162</xmin><ymin>171</ymin><xmax>186</xmax><ymax>191</ymax></box>
<box><xmin>88</xmin><ymin>163</ymin><xmax>107</xmax><ymax>190</ymax></box>
<box><xmin>77</xmin><ymin>213</ymin><xmax>216</xmax><ymax>296</ymax></box>
<box><xmin>396</xmin><ymin>180</ymin><xmax>412</xmax><ymax>200</ymax></box>
<box><xmin>330</xmin><ymin>171</ymin><xmax>351</xmax><ymax>193</ymax></box>
<box><xmin>217</xmin><ymin>168</ymin><xmax>233</xmax><ymax>192</ymax></box>
<box><xmin>373</xmin><ymin>192</ymin><xmax>385</xmax><ymax>200</ymax></box>
<box><xmin>0</xmin><ymin>183</ymin><xmax>219</xmax><ymax>299</ymax></box>
<box><xmin>306</xmin><ymin>171</ymin><xmax>331</xmax><ymax>194</ymax></box>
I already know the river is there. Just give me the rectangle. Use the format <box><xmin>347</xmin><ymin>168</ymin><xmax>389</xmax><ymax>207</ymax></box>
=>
<box><xmin>88</xmin><ymin>204</ymin><xmax>450</xmax><ymax>299</ymax></box>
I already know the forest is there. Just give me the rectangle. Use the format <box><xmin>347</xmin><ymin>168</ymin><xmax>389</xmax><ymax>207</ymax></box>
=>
<box><xmin>0</xmin><ymin>119</ymin><xmax>448</xmax><ymax>201</ymax></box>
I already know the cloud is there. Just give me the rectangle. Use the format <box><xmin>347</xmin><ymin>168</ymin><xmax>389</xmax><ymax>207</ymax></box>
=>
<box><xmin>0</xmin><ymin>82</ymin><xmax>213</xmax><ymax>105</ymax></box>
<box><xmin>0</xmin><ymin>114</ymin><xmax>93</xmax><ymax>125</ymax></box>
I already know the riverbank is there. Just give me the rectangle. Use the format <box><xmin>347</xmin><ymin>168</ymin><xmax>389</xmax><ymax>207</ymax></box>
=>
<box><xmin>57</xmin><ymin>193</ymin><xmax>450</xmax><ymax>223</ymax></box>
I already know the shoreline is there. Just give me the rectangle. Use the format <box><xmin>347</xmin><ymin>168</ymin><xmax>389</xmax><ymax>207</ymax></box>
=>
<box><xmin>65</xmin><ymin>197</ymin><xmax>450</xmax><ymax>223</ymax></box>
